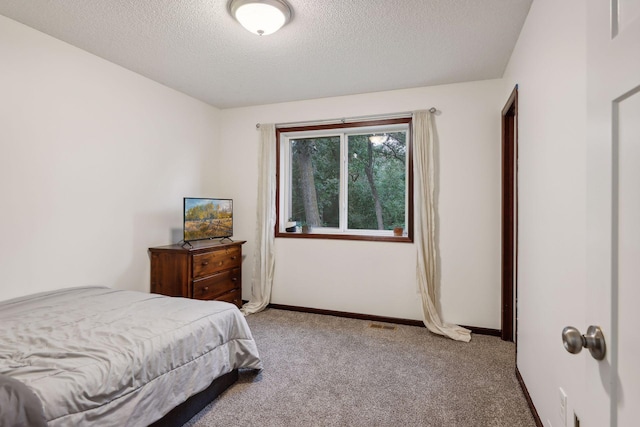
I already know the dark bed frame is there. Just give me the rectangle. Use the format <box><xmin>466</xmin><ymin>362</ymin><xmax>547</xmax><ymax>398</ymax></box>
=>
<box><xmin>149</xmin><ymin>369</ymin><xmax>239</xmax><ymax>427</ymax></box>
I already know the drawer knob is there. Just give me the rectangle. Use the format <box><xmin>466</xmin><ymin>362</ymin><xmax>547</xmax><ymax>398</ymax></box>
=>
<box><xmin>201</xmin><ymin>261</ymin><xmax>209</xmax><ymax>266</ymax></box>
<box><xmin>204</xmin><ymin>286</ymin><xmax>209</xmax><ymax>291</ymax></box>
<box><xmin>232</xmin><ymin>277</ymin><xmax>238</xmax><ymax>282</ymax></box>
<box><xmin>218</xmin><ymin>261</ymin><xmax>223</xmax><ymax>266</ymax></box>
<box><xmin>231</xmin><ymin>256</ymin><xmax>237</xmax><ymax>260</ymax></box>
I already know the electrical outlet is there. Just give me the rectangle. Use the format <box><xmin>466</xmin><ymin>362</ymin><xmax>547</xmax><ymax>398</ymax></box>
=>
<box><xmin>559</xmin><ymin>387</ymin><xmax>567</xmax><ymax>426</ymax></box>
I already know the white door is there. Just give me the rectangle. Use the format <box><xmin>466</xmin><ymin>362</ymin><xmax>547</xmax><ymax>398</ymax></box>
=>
<box><xmin>585</xmin><ymin>1</ymin><xmax>640</xmax><ymax>426</ymax></box>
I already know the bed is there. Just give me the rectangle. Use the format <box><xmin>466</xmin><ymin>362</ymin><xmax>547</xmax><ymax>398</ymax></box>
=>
<box><xmin>0</xmin><ymin>286</ymin><xmax>262</xmax><ymax>426</ymax></box>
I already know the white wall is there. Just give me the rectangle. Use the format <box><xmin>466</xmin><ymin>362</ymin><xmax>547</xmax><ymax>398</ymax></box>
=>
<box><xmin>0</xmin><ymin>16</ymin><xmax>220</xmax><ymax>301</ymax></box>
<box><xmin>502</xmin><ymin>0</ymin><xmax>587</xmax><ymax>425</ymax></box>
<box><xmin>218</xmin><ymin>80</ymin><xmax>504</xmax><ymax>328</ymax></box>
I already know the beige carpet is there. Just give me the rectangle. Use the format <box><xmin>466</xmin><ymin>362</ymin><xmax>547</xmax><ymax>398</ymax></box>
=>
<box><xmin>184</xmin><ymin>309</ymin><xmax>536</xmax><ymax>427</ymax></box>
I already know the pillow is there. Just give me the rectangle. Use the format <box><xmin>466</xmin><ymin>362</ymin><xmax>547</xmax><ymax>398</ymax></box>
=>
<box><xmin>0</xmin><ymin>374</ymin><xmax>47</xmax><ymax>427</ymax></box>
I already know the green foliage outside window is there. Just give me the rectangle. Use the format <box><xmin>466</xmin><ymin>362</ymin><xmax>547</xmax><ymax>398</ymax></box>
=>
<box><xmin>290</xmin><ymin>136</ymin><xmax>340</xmax><ymax>227</ymax></box>
<box><xmin>348</xmin><ymin>132</ymin><xmax>406</xmax><ymax>230</ymax></box>
<box><xmin>289</xmin><ymin>131</ymin><xmax>406</xmax><ymax>231</ymax></box>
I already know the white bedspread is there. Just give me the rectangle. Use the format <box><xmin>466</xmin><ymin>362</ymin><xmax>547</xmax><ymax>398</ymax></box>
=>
<box><xmin>0</xmin><ymin>287</ymin><xmax>262</xmax><ymax>426</ymax></box>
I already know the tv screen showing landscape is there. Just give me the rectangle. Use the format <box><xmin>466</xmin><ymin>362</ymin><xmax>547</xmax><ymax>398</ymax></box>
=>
<box><xmin>183</xmin><ymin>198</ymin><xmax>233</xmax><ymax>242</ymax></box>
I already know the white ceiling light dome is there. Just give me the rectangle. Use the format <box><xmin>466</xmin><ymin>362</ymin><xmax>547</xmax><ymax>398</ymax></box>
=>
<box><xmin>229</xmin><ymin>0</ymin><xmax>292</xmax><ymax>36</ymax></box>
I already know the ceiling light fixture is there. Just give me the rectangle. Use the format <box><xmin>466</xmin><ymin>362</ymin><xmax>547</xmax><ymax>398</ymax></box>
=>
<box><xmin>229</xmin><ymin>0</ymin><xmax>292</xmax><ymax>36</ymax></box>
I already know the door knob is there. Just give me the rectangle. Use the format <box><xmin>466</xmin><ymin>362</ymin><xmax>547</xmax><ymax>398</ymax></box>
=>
<box><xmin>561</xmin><ymin>325</ymin><xmax>606</xmax><ymax>360</ymax></box>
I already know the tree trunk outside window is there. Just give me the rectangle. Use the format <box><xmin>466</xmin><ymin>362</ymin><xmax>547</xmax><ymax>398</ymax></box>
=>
<box><xmin>365</xmin><ymin>141</ymin><xmax>384</xmax><ymax>230</ymax></box>
<box><xmin>295</xmin><ymin>141</ymin><xmax>322</xmax><ymax>227</ymax></box>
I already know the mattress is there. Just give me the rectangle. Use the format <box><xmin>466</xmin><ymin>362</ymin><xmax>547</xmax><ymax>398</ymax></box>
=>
<box><xmin>0</xmin><ymin>287</ymin><xmax>262</xmax><ymax>426</ymax></box>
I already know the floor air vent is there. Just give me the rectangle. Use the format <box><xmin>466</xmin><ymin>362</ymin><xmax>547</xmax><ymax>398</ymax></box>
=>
<box><xmin>369</xmin><ymin>323</ymin><xmax>397</xmax><ymax>330</ymax></box>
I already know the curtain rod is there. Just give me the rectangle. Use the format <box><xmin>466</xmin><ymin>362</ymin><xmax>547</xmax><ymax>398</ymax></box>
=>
<box><xmin>255</xmin><ymin>107</ymin><xmax>437</xmax><ymax>129</ymax></box>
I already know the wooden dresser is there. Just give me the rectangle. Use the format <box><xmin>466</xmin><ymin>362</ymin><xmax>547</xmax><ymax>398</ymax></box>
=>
<box><xmin>149</xmin><ymin>240</ymin><xmax>245</xmax><ymax>308</ymax></box>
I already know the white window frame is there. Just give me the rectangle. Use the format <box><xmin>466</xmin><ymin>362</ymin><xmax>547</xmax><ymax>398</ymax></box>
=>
<box><xmin>276</xmin><ymin>120</ymin><xmax>412</xmax><ymax>241</ymax></box>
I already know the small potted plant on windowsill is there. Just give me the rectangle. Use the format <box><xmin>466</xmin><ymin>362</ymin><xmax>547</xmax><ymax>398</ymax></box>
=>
<box><xmin>301</xmin><ymin>221</ymin><xmax>311</xmax><ymax>234</ymax></box>
<box><xmin>393</xmin><ymin>226</ymin><xmax>404</xmax><ymax>237</ymax></box>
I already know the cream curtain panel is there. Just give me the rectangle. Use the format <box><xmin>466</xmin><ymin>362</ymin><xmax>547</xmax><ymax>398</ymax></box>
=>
<box><xmin>241</xmin><ymin>124</ymin><xmax>276</xmax><ymax>315</ymax></box>
<box><xmin>413</xmin><ymin>110</ymin><xmax>471</xmax><ymax>342</ymax></box>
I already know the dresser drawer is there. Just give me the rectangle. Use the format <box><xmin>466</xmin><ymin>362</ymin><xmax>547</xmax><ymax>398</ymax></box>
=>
<box><xmin>214</xmin><ymin>289</ymin><xmax>242</xmax><ymax>307</ymax></box>
<box><xmin>192</xmin><ymin>268</ymin><xmax>240</xmax><ymax>300</ymax></box>
<box><xmin>192</xmin><ymin>246</ymin><xmax>241</xmax><ymax>279</ymax></box>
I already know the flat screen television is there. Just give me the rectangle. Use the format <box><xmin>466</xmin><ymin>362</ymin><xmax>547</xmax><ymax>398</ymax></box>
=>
<box><xmin>183</xmin><ymin>197</ymin><xmax>233</xmax><ymax>242</ymax></box>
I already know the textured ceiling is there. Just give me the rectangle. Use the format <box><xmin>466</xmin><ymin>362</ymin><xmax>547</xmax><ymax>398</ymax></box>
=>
<box><xmin>0</xmin><ymin>0</ymin><xmax>532</xmax><ymax>109</ymax></box>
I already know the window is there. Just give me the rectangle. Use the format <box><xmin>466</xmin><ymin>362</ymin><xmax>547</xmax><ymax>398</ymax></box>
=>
<box><xmin>276</xmin><ymin>118</ymin><xmax>413</xmax><ymax>242</ymax></box>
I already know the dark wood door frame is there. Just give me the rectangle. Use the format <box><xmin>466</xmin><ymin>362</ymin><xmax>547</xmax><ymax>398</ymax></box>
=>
<box><xmin>501</xmin><ymin>86</ymin><xmax>518</xmax><ymax>342</ymax></box>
